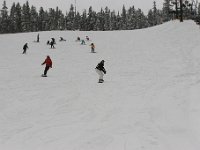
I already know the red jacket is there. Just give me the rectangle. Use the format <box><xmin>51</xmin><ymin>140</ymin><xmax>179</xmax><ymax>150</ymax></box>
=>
<box><xmin>42</xmin><ymin>56</ymin><xmax>52</xmax><ymax>67</ymax></box>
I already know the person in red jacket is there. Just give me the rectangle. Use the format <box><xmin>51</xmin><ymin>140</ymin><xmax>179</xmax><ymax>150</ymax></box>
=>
<box><xmin>41</xmin><ymin>56</ymin><xmax>52</xmax><ymax>77</ymax></box>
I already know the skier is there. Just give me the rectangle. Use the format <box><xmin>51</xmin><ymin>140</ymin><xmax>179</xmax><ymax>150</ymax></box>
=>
<box><xmin>95</xmin><ymin>60</ymin><xmax>106</xmax><ymax>83</ymax></box>
<box><xmin>22</xmin><ymin>43</ymin><xmax>28</xmax><ymax>54</ymax></box>
<box><xmin>59</xmin><ymin>37</ymin><xmax>66</xmax><ymax>41</ymax></box>
<box><xmin>81</xmin><ymin>39</ymin><xmax>86</xmax><ymax>45</ymax></box>
<box><xmin>86</xmin><ymin>36</ymin><xmax>89</xmax><ymax>41</ymax></box>
<box><xmin>41</xmin><ymin>55</ymin><xmax>52</xmax><ymax>77</ymax></box>
<box><xmin>51</xmin><ymin>38</ymin><xmax>56</xmax><ymax>44</ymax></box>
<box><xmin>90</xmin><ymin>43</ymin><xmax>95</xmax><ymax>53</ymax></box>
<box><xmin>50</xmin><ymin>40</ymin><xmax>55</xmax><ymax>49</ymax></box>
<box><xmin>76</xmin><ymin>36</ymin><xmax>80</xmax><ymax>41</ymax></box>
<box><xmin>37</xmin><ymin>33</ymin><xmax>40</xmax><ymax>42</ymax></box>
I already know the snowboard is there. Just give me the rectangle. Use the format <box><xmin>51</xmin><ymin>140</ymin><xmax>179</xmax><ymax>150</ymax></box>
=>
<box><xmin>98</xmin><ymin>80</ymin><xmax>104</xmax><ymax>83</ymax></box>
<box><xmin>41</xmin><ymin>74</ymin><xmax>47</xmax><ymax>77</ymax></box>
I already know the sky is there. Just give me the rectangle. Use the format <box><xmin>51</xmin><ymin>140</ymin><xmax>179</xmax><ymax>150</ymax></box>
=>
<box><xmin>3</xmin><ymin>0</ymin><xmax>164</xmax><ymax>14</ymax></box>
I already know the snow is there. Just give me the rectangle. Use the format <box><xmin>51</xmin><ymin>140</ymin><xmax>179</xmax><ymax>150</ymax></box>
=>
<box><xmin>1</xmin><ymin>20</ymin><xmax>200</xmax><ymax>150</ymax></box>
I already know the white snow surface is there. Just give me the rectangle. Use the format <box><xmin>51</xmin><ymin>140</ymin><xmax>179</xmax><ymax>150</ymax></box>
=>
<box><xmin>1</xmin><ymin>20</ymin><xmax>200</xmax><ymax>150</ymax></box>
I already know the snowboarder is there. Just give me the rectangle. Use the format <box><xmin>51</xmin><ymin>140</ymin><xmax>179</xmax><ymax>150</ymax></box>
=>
<box><xmin>86</xmin><ymin>36</ymin><xmax>89</xmax><ymax>41</ymax></box>
<box><xmin>37</xmin><ymin>34</ymin><xmax>40</xmax><ymax>42</ymax></box>
<box><xmin>81</xmin><ymin>39</ymin><xmax>86</xmax><ymax>45</ymax></box>
<box><xmin>50</xmin><ymin>40</ymin><xmax>55</xmax><ymax>49</ymax></box>
<box><xmin>51</xmin><ymin>38</ymin><xmax>56</xmax><ymax>44</ymax></box>
<box><xmin>76</xmin><ymin>36</ymin><xmax>80</xmax><ymax>41</ymax></box>
<box><xmin>90</xmin><ymin>43</ymin><xmax>95</xmax><ymax>53</ymax></box>
<box><xmin>95</xmin><ymin>60</ymin><xmax>106</xmax><ymax>83</ymax></box>
<box><xmin>41</xmin><ymin>55</ymin><xmax>52</xmax><ymax>77</ymax></box>
<box><xmin>22</xmin><ymin>43</ymin><xmax>28</xmax><ymax>54</ymax></box>
<box><xmin>59</xmin><ymin>37</ymin><xmax>66</xmax><ymax>41</ymax></box>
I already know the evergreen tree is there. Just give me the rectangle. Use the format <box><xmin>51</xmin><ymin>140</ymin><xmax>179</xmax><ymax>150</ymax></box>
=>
<box><xmin>73</xmin><ymin>12</ymin><xmax>81</xmax><ymax>30</ymax></box>
<box><xmin>148</xmin><ymin>9</ymin><xmax>154</xmax><ymax>27</ymax></box>
<box><xmin>86</xmin><ymin>6</ymin><xmax>96</xmax><ymax>30</ymax></box>
<box><xmin>162</xmin><ymin>0</ymin><xmax>172</xmax><ymax>22</ymax></box>
<box><xmin>66</xmin><ymin>4</ymin><xmax>75</xmax><ymax>30</ymax></box>
<box><xmin>121</xmin><ymin>5</ymin><xmax>127</xmax><ymax>30</ymax></box>
<box><xmin>30</xmin><ymin>6</ymin><xmax>38</xmax><ymax>32</ymax></box>
<box><xmin>0</xmin><ymin>0</ymin><xmax>9</xmax><ymax>33</ymax></box>
<box><xmin>153</xmin><ymin>1</ymin><xmax>158</xmax><ymax>25</ymax></box>
<box><xmin>127</xmin><ymin>6</ymin><xmax>136</xmax><ymax>30</ymax></box>
<box><xmin>9</xmin><ymin>3</ymin><xmax>16</xmax><ymax>33</ymax></box>
<box><xmin>21</xmin><ymin>1</ymin><xmax>31</xmax><ymax>32</ymax></box>
<box><xmin>135</xmin><ymin>9</ymin><xmax>148</xmax><ymax>29</ymax></box>
<box><xmin>95</xmin><ymin>8</ymin><xmax>105</xmax><ymax>30</ymax></box>
<box><xmin>15</xmin><ymin>3</ymin><xmax>22</xmax><ymax>32</ymax></box>
<box><xmin>104</xmin><ymin>7</ymin><xmax>111</xmax><ymax>30</ymax></box>
<box><xmin>79</xmin><ymin>9</ymin><xmax>87</xmax><ymax>30</ymax></box>
<box><xmin>110</xmin><ymin>10</ymin><xmax>118</xmax><ymax>30</ymax></box>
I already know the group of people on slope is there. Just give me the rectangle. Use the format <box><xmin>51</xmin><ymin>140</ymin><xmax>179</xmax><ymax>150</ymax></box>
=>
<box><xmin>40</xmin><ymin>55</ymin><xmax>106</xmax><ymax>83</ymax></box>
<box><xmin>22</xmin><ymin>34</ymin><xmax>105</xmax><ymax>82</ymax></box>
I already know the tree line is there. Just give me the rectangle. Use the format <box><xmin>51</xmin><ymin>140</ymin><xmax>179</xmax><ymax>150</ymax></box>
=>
<box><xmin>0</xmin><ymin>0</ymin><xmax>199</xmax><ymax>34</ymax></box>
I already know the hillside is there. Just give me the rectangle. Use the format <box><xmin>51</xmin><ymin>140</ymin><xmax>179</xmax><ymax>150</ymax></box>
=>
<box><xmin>0</xmin><ymin>20</ymin><xmax>200</xmax><ymax>150</ymax></box>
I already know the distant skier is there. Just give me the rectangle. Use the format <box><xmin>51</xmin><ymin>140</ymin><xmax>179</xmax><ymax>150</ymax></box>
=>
<box><xmin>41</xmin><ymin>55</ymin><xmax>52</xmax><ymax>77</ymax></box>
<box><xmin>86</xmin><ymin>36</ymin><xmax>89</xmax><ymax>41</ymax></box>
<box><xmin>37</xmin><ymin>34</ymin><xmax>40</xmax><ymax>42</ymax></box>
<box><xmin>90</xmin><ymin>43</ymin><xmax>95</xmax><ymax>53</ymax></box>
<box><xmin>47</xmin><ymin>40</ymin><xmax>50</xmax><ymax>45</ymax></box>
<box><xmin>51</xmin><ymin>38</ymin><xmax>56</xmax><ymax>44</ymax></box>
<box><xmin>22</xmin><ymin>43</ymin><xmax>28</xmax><ymax>54</ymax></box>
<box><xmin>76</xmin><ymin>36</ymin><xmax>80</xmax><ymax>41</ymax></box>
<box><xmin>95</xmin><ymin>60</ymin><xmax>106</xmax><ymax>83</ymax></box>
<box><xmin>59</xmin><ymin>37</ymin><xmax>66</xmax><ymax>41</ymax></box>
<box><xmin>81</xmin><ymin>39</ymin><xmax>86</xmax><ymax>45</ymax></box>
<box><xmin>50</xmin><ymin>40</ymin><xmax>55</xmax><ymax>49</ymax></box>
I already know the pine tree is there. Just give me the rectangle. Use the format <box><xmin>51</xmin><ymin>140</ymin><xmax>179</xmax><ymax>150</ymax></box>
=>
<box><xmin>162</xmin><ymin>0</ymin><xmax>172</xmax><ymax>22</ymax></box>
<box><xmin>66</xmin><ymin>4</ymin><xmax>75</xmax><ymax>30</ymax></box>
<box><xmin>73</xmin><ymin>12</ymin><xmax>81</xmax><ymax>30</ymax></box>
<box><xmin>79</xmin><ymin>9</ymin><xmax>87</xmax><ymax>30</ymax></box>
<box><xmin>95</xmin><ymin>8</ymin><xmax>105</xmax><ymax>31</ymax></box>
<box><xmin>86</xmin><ymin>6</ymin><xmax>96</xmax><ymax>30</ymax></box>
<box><xmin>153</xmin><ymin>1</ymin><xmax>158</xmax><ymax>25</ymax></box>
<box><xmin>104</xmin><ymin>7</ymin><xmax>111</xmax><ymax>30</ymax></box>
<box><xmin>127</xmin><ymin>6</ymin><xmax>136</xmax><ymax>30</ymax></box>
<box><xmin>0</xmin><ymin>0</ymin><xmax>9</xmax><ymax>33</ymax></box>
<box><xmin>21</xmin><ymin>1</ymin><xmax>31</xmax><ymax>32</ymax></box>
<box><xmin>30</xmin><ymin>6</ymin><xmax>38</xmax><ymax>32</ymax></box>
<box><xmin>121</xmin><ymin>5</ymin><xmax>127</xmax><ymax>30</ymax></box>
<box><xmin>110</xmin><ymin>10</ymin><xmax>117</xmax><ymax>30</ymax></box>
<box><xmin>15</xmin><ymin>3</ymin><xmax>22</xmax><ymax>32</ymax></box>
<box><xmin>9</xmin><ymin>3</ymin><xmax>16</xmax><ymax>33</ymax></box>
<box><xmin>147</xmin><ymin>9</ymin><xmax>154</xmax><ymax>27</ymax></box>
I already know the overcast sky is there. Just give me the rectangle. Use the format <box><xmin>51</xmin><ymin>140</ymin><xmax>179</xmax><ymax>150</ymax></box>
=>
<box><xmin>4</xmin><ymin>0</ymin><xmax>164</xmax><ymax>14</ymax></box>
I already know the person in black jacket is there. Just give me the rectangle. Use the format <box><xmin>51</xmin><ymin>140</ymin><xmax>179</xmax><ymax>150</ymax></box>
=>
<box><xmin>95</xmin><ymin>60</ymin><xmax>106</xmax><ymax>83</ymax></box>
<box><xmin>22</xmin><ymin>43</ymin><xmax>28</xmax><ymax>54</ymax></box>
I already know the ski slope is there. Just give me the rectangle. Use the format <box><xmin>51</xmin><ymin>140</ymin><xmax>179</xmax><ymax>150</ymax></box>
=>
<box><xmin>0</xmin><ymin>20</ymin><xmax>200</xmax><ymax>150</ymax></box>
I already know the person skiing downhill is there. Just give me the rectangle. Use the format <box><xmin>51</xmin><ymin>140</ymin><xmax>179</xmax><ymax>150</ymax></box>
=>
<box><xmin>90</xmin><ymin>43</ymin><xmax>95</xmax><ymax>53</ymax></box>
<box><xmin>22</xmin><ymin>43</ymin><xmax>28</xmax><ymax>54</ymax></box>
<box><xmin>50</xmin><ymin>40</ymin><xmax>55</xmax><ymax>49</ymax></box>
<box><xmin>37</xmin><ymin>34</ymin><xmax>40</xmax><ymax>42</ymax></box>
<box><xmin>41</xmin><ymin>56</ymin><xmax>52</xmax><ymax>77</ymax></box>
<box><xmin>86</xmin><ymin>36</ymin><xmax>89</xmax><ymax>41</ymax></box>
<box><xmin>81</xmin><ymin>39</ymin><xmax>86</xmax><ymax>45</ymax></box>
<box><xmin>95</xmin><ymin>60</ymin><xmax>106</xmax><ymax>83</ymax></box>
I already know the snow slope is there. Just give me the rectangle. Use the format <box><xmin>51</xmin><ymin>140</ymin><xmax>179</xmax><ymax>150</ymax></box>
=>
<box><xmin>0</xmin><ymin>20</ymin><xmax>200</xmax><ymax>150</ymax></box>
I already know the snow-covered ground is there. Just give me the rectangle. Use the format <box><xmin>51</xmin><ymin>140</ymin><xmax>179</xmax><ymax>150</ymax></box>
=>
<box><xmin>0</xmin><ymin>20</ymin><xmax>200</xmax><ymax>150</ymax></box>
